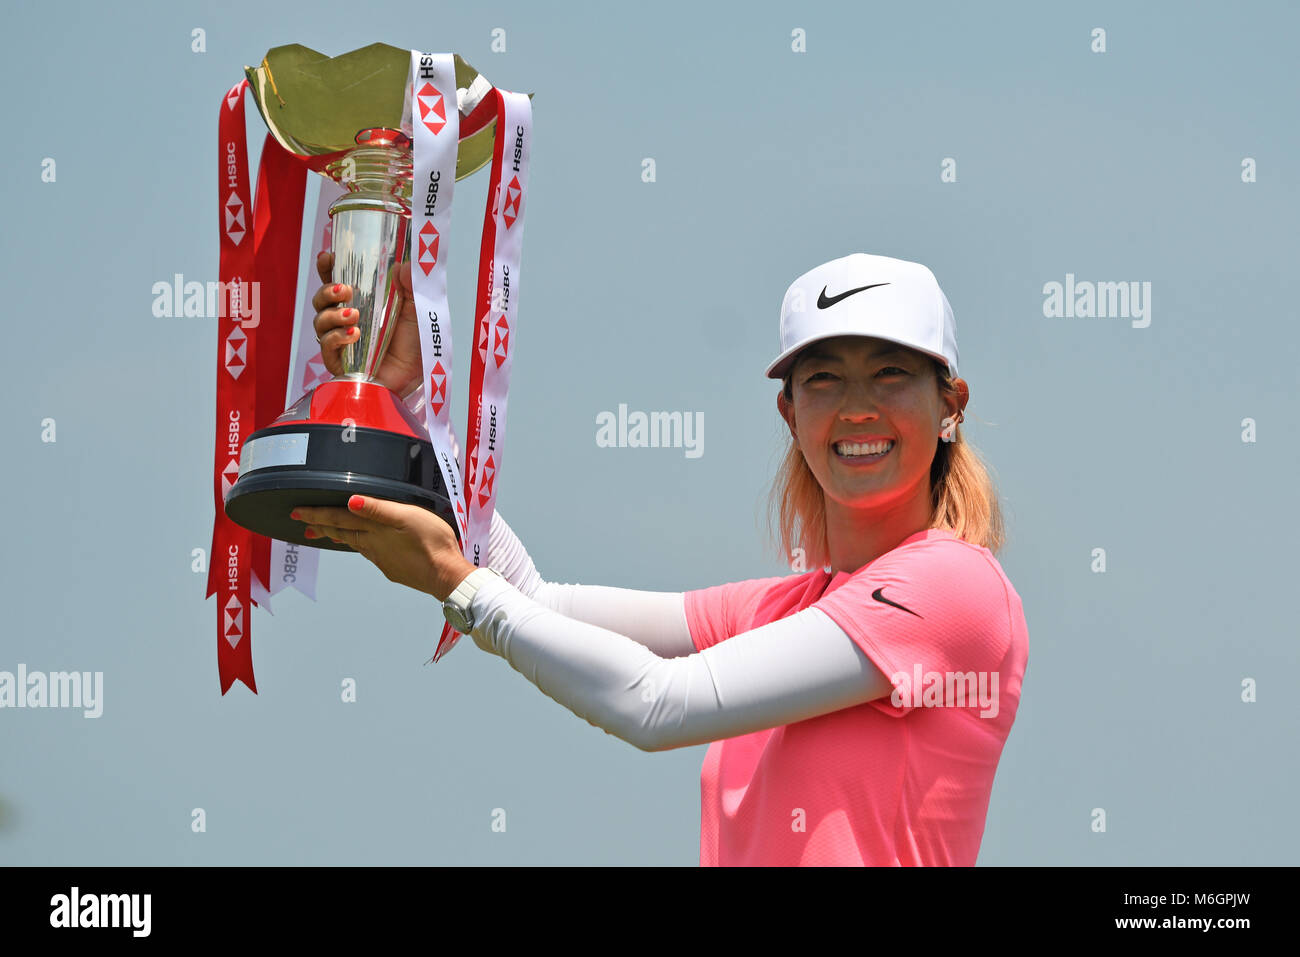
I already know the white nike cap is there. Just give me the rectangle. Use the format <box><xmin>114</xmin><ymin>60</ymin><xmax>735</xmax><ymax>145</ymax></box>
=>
<box><xmin>765</xmin><ymin>253</ymin><xmax>959</xmax><ymax>381</ymax></box>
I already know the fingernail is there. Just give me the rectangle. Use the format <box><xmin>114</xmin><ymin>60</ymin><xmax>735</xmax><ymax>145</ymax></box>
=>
<box><xmin>304</xmin><ymin>528</ymin><xmax>318</xmax><ymax>539</ymax></box>
<box><xmin>290</xmin><ymin>510</ymin><xmax>301</xmax><ymax>520</ymax></box>
<box><xmin>348</xmin><ymin>495</ymin><xmax>364</xmax><ymax>510</ymax></box>
<box><xmin>343</xmin><ymin>308</ymin><xmax>354</xmax><ymax>318</ymax></box>
<box><xmin>333</xmin><ymin>284</ymin><xmax>341</xmax><ymax>293</ymax></box>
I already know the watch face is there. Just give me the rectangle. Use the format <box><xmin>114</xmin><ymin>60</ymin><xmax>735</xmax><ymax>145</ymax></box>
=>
<box><xmin>443</xmin><ymin>603</ymin><xmax>471</xmax><ymax>634</ymax></box>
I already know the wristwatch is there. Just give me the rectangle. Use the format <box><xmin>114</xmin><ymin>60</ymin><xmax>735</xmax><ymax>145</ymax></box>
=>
<box><xmin>441</xmin><ymin>567</ymin><xmax>504</xmax><ymax>633</ymax></box>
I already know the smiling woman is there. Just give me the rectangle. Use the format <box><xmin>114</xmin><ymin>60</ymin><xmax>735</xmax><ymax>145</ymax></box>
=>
<box><xmin>771</xmin><ymin>333</ymin><xmax>1003</xmax><ymax>578</ymax></box>
<box><xmin>304</xmin><ymin>251</ymin><xmax>1029</xmax><ymax>867</ymax></box>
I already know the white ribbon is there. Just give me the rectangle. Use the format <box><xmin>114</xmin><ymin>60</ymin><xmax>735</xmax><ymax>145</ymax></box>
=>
<box><xmin>404</xmin><ymin>51</ymin><xmax>468</xmax><ymax>548</ymax></box>
<box><xmin>268</xmin><ymin>177</ymin><xmax>345</xmax><ymax>601</ymax></box>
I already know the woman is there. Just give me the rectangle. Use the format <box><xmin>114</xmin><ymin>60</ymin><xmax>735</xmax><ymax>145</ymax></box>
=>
<box><xmin>291</xmin><ymin>251</ymin><xmax>1029</xmax><ymax>867</ymax></box>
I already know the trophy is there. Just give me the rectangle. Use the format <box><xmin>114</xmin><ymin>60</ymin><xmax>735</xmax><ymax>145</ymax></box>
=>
<box><xmin>223</xmin><ymin>43</ymin><xmax>530</xmax><ymax>552</ymax></box>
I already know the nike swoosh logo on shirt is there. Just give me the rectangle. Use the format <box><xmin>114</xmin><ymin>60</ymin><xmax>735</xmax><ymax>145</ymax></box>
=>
<box><xmin>872</xmin><ymin>587</ymin><xmax>923</xmax><ymax>619</ymax></box>
<box><xmin>817</xmin><ymin>282</ymin><xmax>890</xmax><ymax>309</ymax></box>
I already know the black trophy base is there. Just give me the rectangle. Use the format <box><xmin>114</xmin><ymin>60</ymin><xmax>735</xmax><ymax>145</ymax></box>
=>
<box><xmin>224</xmin><ymin>422</ymin><xmax>459</xmax><ymax>553</ymax></box>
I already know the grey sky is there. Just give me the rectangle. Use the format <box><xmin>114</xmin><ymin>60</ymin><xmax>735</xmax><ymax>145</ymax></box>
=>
<box><xmin>1</xmin><ymin>0</ymin><xmax>1296</xmax><ymax>864</ymax></box>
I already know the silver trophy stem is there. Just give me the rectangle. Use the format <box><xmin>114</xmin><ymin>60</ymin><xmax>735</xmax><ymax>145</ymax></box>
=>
<box><xmin>325</xmin><ymin>145</ymin><xmax>413</xmax><ymax>381</ymax></box>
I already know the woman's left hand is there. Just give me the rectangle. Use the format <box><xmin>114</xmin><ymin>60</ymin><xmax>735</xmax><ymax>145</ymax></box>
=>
<box><xmin>290</xmin><ymin>495</ymin><xmax>476</xmax><ymax>601</ymax></box>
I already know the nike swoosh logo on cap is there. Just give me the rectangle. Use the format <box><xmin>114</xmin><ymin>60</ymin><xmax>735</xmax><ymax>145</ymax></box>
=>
<box><xmin>817</xmin><ymin>282</ymin><xmax>890</xmax><ymax>309</ymax></box>
<box><xmin>872</xmin><ymin>587</ymin><xmax>923</xmax><ymax>619</ymax></box>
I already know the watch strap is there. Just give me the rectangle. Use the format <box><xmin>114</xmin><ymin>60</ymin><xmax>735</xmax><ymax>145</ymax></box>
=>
<box><xmin>443</xmin><ymin>566</ymin><xmax>504</xmax><ymax>631</ymax></box>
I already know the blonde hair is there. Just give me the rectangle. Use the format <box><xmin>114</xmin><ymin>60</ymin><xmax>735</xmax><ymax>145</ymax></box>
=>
<box><xmin>767</xmin><ymin>358</ymin><xmax>1005</xmax><ymax>567</ymax></box>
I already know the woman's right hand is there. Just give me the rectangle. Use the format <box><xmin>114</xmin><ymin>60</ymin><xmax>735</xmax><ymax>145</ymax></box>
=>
<box><xmin>311</xmin><ymin>250</ymin><xmax>423</xmax><ymax>397</ymax></box>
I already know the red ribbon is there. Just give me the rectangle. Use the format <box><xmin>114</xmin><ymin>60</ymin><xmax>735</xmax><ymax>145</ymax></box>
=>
<box><xmin>433</xmin><ymin>88</ymin><xmax>513</xmax><ymax>661</ymax></box>
<box><xmin>251</xmin><ymin>129</ymin><xmax>308</xmax><ymax>613</ymax></box>
<box><xmin>208</xmin><ymin>80</ymin><xmax>307</xmax><ymax>694</ymax></box>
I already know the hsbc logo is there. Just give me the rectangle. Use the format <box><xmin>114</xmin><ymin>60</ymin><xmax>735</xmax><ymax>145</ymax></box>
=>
<box><xmin>493</xmin><ymin>315</ymin><xmax>509</xmax><ymax>369</ymax></box>
<box><xmin>511</xmin><ymin>125</ymin><xmax>525</xmax><ymax>172</ymax></box>
<box><xmin>221</xmin><ymin>457</ymin><xmax>240</xmax><ymax>498</ymax></box>
<box><xmin>282</xmin><ymin>543</ymin><xmax>300</xmax><ymax>585</ymax></box>
<box><xmin>486</xmin><ymin>264</ymin><xmax>511</xmax><ymax>367</ymax></box>
<box><xmin>473</xmin><ymin>406</ymin><xmax>498</xmax><ymax>508</ymax></box>
<box><xmin>222</xmin><ymin>410</ymin><xmax>241</xmax><ymax>497</ymax></box>
<box><xmin>301</xmin><ymin>353</ymin><xmax>330</xmax><ymax>393</ymax></box>
<box><xmin>224</xmin><ymin>190</ymin><xmax>245</xmax><ymax>245</ymax></box>
<box><xmin>428</xmin><ymin>361</ymin><xmax>448</xmax><ymax>416</ymax></box>
<box><xmin>225</xmin><ymin>544</ymin><xmax>243</xmax><ymax>649</ymax></box>
<box><xmin>226</xmin><ymin>83</ymin><xmax>242</xmax><ymax>111</ymax></box>
<box><xmin>476</xmin><ymin>451</ymin><xmax>496</xmax><ymax>508</ymax></box>
<box><xmin>417</xmin><ymin>220</ymin><xmax>440</xmax><ymax>276</ymax></box>
<box><xmin>476</xmin><ymin>312</ymin><xmax>489</xmax><ymax>365</ymax></box>
<box><xmin>437</xmin><ymin>448</ymin><xmax>467</xmax><ymax>541</ymax></box>
<box><xmin>426</xmin><ymin>309</ymin><xmax>443</xmax><ymax>359</ymax></box>
<box><xmin>501</xmin><ymin>173</ymin><xmax>522</xmax><ymax>229</ymax></box>
<box><xmin>500</xmin><ymin>124</ymin><xmax>524</xmax><ymax>227</ymax></box>
<box><xmin>224</xmin><ymin>594</ymin><xmax>243</xmax><ymax>650</ymax></box>
<box><xmin>423</xmin><ymin>169</ymin><xmax>442</xmax><ymax>218</ymax></box>
<box><xmin>416</xmin><ymin>81</ymin><xmax>446</xmax><ymax>135</ymax></box>
<box><xmin>224</xmin><ymin>325</ymin><xmax>247</xmax><ymax>380</ymax></box>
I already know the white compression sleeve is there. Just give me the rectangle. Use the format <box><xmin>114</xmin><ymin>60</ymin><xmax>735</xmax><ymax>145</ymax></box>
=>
<box><xmin>487</xmin><ymin>511</ymin><xmax>695</xmax><ymax>658</ymax></box>
<box><xmin>466</xmin><ymin>575</ymin><xmax>889</xmax><ymax>752</ymax></box>
<box><xmin>486</xmin><ymin>510</ymin><xmax>545</xmax><ymax>598</ymax></box>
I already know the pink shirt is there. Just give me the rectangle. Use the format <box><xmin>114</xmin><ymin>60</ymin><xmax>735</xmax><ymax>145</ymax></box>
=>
<box><xmin>684</xmin><ymin>528</ymin><xmax>1029</xmax><ymax>866</ymax></box>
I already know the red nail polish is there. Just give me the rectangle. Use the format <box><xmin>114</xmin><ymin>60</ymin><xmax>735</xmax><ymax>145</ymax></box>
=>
<box><xmin>348</xmin><ymin>495</ymin><xmax>363</xmax><ymax>510</ymax></box>
<box><xmin>304</xmin><ymin>529</ymin><xmax>318</xmax><ymax>538</ymax></box>
<box><xmin>333</xmin><ymin>284</ymin><xmax>341</xmax><ymax>293</ymax></box>
<box><xmin>290</xmin><ymin>510</ymin><xmax>301</xmax><ymax>520</ymax></box>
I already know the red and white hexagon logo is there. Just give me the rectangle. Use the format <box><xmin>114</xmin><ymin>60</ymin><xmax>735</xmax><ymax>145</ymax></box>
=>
<box><xmin>221</xmin><ymin>458</ymin><xmax>241</xmax><ymax>497</ymax></box>
<box><xmin>225</xmin><ymin>325</ymin><xmax>247</xmax><ymax>380</ymax></box>
<box><xmin>493</xmin><ymin>315</ymin><xmax>510</xmax><ymax>369</ymax></box>
<box><xmin>418</xmin><ymin>220</ymin><xmax>440</xmax><ymax>276</ymax></box>
<box><xmin>225</xmin><ymin>192</ymin><xmax>246</xmax><ymax>245</ymax></box>
<box><xmin>417</xmin><ymin>82</ymin><xmax>447</xmax><ymax>135</ymax></box>
<box><xmin>453</xmin><ymin>498</ymin><xmax>467</xmax><ymax>540</ymax></box>
<box><xmin>476</xmin><ymin>454</ymin><xmax>496</xmax><ymax>508</ymax></box>
<box><xmin>428</xmin><ymin>361</ymin><xmax>448</xmax><ymax>416</ymax></box>
<box><xmin>501</xmin><ymin>175</ymin><xmax>522</xmax><ymax>229</ymax></box>
<box><xmin>301</xmin><ymin>353</ymin><xmax>330</xmax><ymax>393</ymax></box>
<box><xmin>476</xmin><ymin>313</ymin><xmax>489</xmax><ymax>365</ymax></box>
<box><xmin>224</xmin><ymin>593</ymin><xmax>243</xmax><ymax>649</ymax></box>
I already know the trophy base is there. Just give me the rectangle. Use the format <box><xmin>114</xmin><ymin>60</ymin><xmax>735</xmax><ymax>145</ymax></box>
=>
<box><xmin>223</xmin><ymin>379</ymin><xmax>460</xmax><ymax>552</ymax></box>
